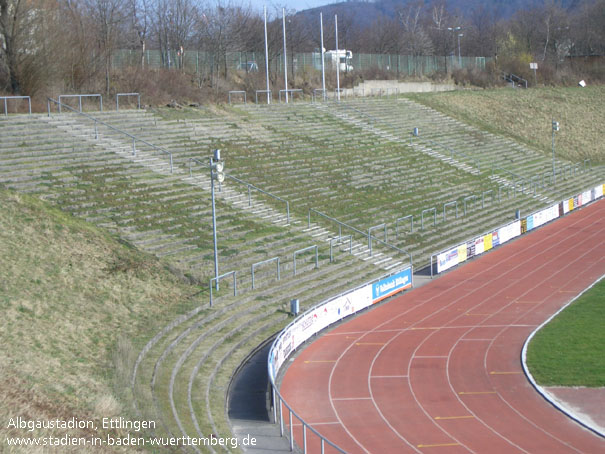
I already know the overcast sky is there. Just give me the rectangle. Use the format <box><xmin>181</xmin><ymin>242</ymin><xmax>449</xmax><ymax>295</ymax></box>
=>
<box><xmin>244</xmin><ymin>0</ymin><xmax>335</xmax><ymax>14</ymax></box>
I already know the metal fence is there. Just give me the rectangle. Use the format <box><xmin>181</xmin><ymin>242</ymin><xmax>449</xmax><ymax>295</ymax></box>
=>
<box><xmin>112</xmin><ymin>49</ymin><xmax>489</xmax><ymax>77</ymax></box>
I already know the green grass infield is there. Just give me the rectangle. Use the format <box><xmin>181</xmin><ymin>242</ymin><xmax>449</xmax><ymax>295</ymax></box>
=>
<box><xmin>526</xmin><ymin>277</ymin><xmax>605</xmax><ymax>387</ymax></box>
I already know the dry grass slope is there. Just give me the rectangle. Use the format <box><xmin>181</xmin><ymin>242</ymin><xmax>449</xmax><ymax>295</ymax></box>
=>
<box><xmin>0</xmin><ymin>189</ymin><xmax>199</xmax><ymax>453</ymax></box>
<box><xmin>406</xmin><ymin>86</ymin><xmax>605</xmax><ymax>164</ymax></box>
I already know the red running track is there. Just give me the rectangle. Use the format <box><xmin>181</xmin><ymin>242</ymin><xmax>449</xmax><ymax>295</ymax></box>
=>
<box><xmin>281</xmin><ymin>199</ymin><xmax>605</xmax><ymax>454</ymax></box>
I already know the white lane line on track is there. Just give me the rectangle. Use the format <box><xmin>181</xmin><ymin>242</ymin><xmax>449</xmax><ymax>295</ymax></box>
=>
<box><xmin>322</xmin><ymin>201</ymin><xmax>605</xmax><ymax>454</ymax></box>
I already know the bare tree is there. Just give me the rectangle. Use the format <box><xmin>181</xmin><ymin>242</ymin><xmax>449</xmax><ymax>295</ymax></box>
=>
<box><xmin>84</xmin><ymin>0</ymin><xmax>126</xmax><ymax>94</ymax></box>
<box><xmin>398</xmin><ymin>1</ymin><xmax>433</xmax><ymax>57</ymax></box>
<box><xmin>0</xmin><ymin>0</ymin><xmax>54</xmax><ymax>94</ymax></box>
<box><xmin>128</xmin><ymin>0</ymin><xmax>150</xmax><ymax>68</ymax></box>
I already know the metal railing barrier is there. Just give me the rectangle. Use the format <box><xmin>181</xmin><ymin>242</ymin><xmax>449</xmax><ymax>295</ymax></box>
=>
<box><xmin>255</xmin><ymin>90</ymin><xmax>272</xmax><ymax>104</ymax></box>
<box><xmin>228</xmin><ymin>90</ymin><xmax>247</xmax><ymax>104</ymax></box>
<box><xmin>293</xmin><ymin>246</ymin><xmax>318</xmax><ymax>276</ymax></box>
<box><xmin>251</xmin><ymin>257</ymin><xmax>280</xmax><ymax>289</ymax></box>
<box><xmin>421</xmin><ymin>208</ymin><xmax>436</xmax><ymax>229</ymax></box>
<box><xmin>395</xmin><ymin>215</ymin><xmax>414</xmax><ymax>239</ymax></box>
<box><xmin>330</xmin><ymin>235</ymin><xmax>352</xmax><ymax>262</ymax></box>
<box><xmin>58</xmin><ymin>94</ymin><xmax>103</xmax><ymax>112</ymax></box>
<box><xmin>311</xmin><ymin>88</ymin><xmax>327</xmax><ymax>103</ymax></box>
<box><xmin>279</xmin><ymin>89</ymin><xmax>303</xmax><ymax>103</ymax></box>
<box><xmin>443</xmin><ymin>201</ymin><xmax>458</xmax><ymax>221</ymax></box>
<box><xmin>47</xmin><ymin>98</ymin><xmax>173</xmax><ymax>173</ymax></box>
<box><xmin>116</xmin><ymin>93</ymin><xmax>141</xmax><ymax>110</ymax></box>
<box><xmin>1</xmin><ymin>96</ymin><xmax>31</xmax><ymax>115</ymax></box>
<box><xmin>368</xmin><ymin>223</ymin><xmax>387</xmax><ymax>256</ymax></box>
<box><xmin>209</xmin><ymin>271</ymin><xmax>237</xmax><ymax>307</ymax></box>
<box><xmin>463</xmin><ymin>195</ymin><xmax>478</xmax><ymax>216</ymax></box>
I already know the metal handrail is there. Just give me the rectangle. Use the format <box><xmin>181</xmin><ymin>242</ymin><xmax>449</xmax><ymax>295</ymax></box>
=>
<box><xmin>47</xmin><ymin>97</ymin><xmax>173</xmax><ymax>173</ymax></box>
<box><xmin>308</xmin><ymin>208</ymin><xmax>413</xmax><ymax>266</ymax></box>
<box><xmin>1</xmin><ymin>96</ymin><xmax>31</xmax><ymax>115</ymax></box>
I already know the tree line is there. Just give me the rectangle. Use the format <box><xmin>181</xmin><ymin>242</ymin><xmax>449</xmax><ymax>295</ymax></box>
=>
<box><xmin>1</xmin><ymin>0</ymin><xmax>603</xmax><ymax>101</ymax></box>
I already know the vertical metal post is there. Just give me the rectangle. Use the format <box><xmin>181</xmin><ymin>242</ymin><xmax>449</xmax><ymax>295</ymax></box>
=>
<box><xmin>79</xmin><ymin>96</ymin><xmax>82</xmax><ymax>113</ymax></box>
<box><xmin>116</xmin><ymin>96</ymin><xmax>119</xmax><ymax>111</ymax></box>
<box><xmin>248</xmin><ymin>185</ymin><xmax>252</xmax><ymax>206</ymax></box>
<box><xmin>282</xmin><ymin>8</ymin><xmax>289</xmax><ymax>103</ymax></box>
<box><xmin>132</xmin><ymin>138</ymin><xmax>136</xmax><ymax>156</ymax></box>
<box><xmin>315</xmin><ymin>246</ymin><xmax>319</xmax><ymax>268</ymax></box>
<box><xmin>47</xmin><ymin>99</ymin><xmax>50</xmax><ymax>117</ymax></box>
<box><xmin>321</xmin><ymin>439</ymin><xmax>325</xmax><ymax>454</ymax></box>
<box><xmin>3</xmin><ymin>98</ymin><xmax>6</xmax><ymax>116</ymax></box>
<box><xmin>552</xmin><ymin>118</ymin><xmax>556</xmax><ymax>185</ymax></box>
<box><xmin>431</xmin><ymin>255</ymin><xmax>434</xmax><ymax>278</ymax></box>
<box><xmin>272</xmin><ymin>388</ymin><xmax>277</xmax><ymax>423</ymax></box>
<box><xmin>95</xmin><ymin>120</ymin><xmax>98</xmax><ymax>140</ymax></box>
<box><xmin>286</xmin><ymin>201</ymin><xmax>290</xmax><ymax>224</ymax></box>
<box><xmin>289</xmin><ymin>410</ymin><xmax>293</xmax><ymax>451</ymax></box>
<box><xmin>335</xmin><ymin>15</ymin><xmax>340</xmax><ymax>102</ymax></box>
<box><xmin>100</xmin><ymin>96</ymin><xmax>103</xmax><ymax>112</ymax></box>
<box><xmin>303</xmin><ymin>424</ymin><xmax>307</xmax><ymax>453</ymax></box>
<box><xmin>211</xmin><ymin>157</ymin><xmax>219</xmax><ymax>291</ymax></box>
<box><xmin>279</xmin><ymin>398</ymin><xmax>284</xmax><ymax>436</ymax></box>
<box><xmin>320</xmin><ymin>12</ymin><xmax>326</xmax><ymax>101</ymax></box>
<box><xmin>264</xmin><ymin>6</ymin><xmax>271</xmax><ymax>104</ymax></box>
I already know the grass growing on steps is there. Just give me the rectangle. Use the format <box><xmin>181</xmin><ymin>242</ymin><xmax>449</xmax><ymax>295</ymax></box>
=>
<box><xmin>526</xmin><ymin>278</ymin><xmax>605</xmax><ymax>387</ymax></box>
<box><xmin>405</xmin><ymin>86</ymin><xmax>605</xmax><ymax>164</ymax></box>
<box><xmin>0</xmin><ymin>188</ymin><xmax>202</xmax><ymax>453</ymax></box>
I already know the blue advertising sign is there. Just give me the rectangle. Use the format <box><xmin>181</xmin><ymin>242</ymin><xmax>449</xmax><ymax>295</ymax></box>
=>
<box><xmin>372</xmin><ymin>268</ymin><xmax>412</xmax><ymax>303</ymax></box>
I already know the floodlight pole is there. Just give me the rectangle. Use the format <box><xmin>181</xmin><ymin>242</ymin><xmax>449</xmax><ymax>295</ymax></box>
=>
<box><xmin>458</xmin><ymin>33</ymin><xmax>463</xmax><ymax>67</ymax></box>
<box><xmin>552</xmin><ymin>119</ymin><xmax>558</xmax><ymax>185</ymax></box>
<box><xmin>282</xmin><ymin>8</ymin><xmax>289</xmax><ymax>103</ymax></box>
<box><xmin>264</xmin><ymin>6</ymin><xmax>271</xmax><ymax>104</ymax></box>
<box><xmin>210</xmin><ymin>157</ymin><xmax>219</xmax><ymax>290</ymax></box>
<box><xmin>320</xmin><ymin>12</ymin><xmax>326</xmax><ymax>101</ymax></box>
<box><xmin>335</xmin><ymin>14</ymin><xmax>340</xmax><ymax>102</ymax></box>
<box><xmin>210</xmin><ymin>149</ymin><xmax>224</xmax><ymax>291</ymax></box>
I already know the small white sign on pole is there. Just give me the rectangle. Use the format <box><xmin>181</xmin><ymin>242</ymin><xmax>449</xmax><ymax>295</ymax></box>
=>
<box><xmin>530</xmin><ymin>62</ymin><xmax>538</xmax><ymax>69</ymax></box>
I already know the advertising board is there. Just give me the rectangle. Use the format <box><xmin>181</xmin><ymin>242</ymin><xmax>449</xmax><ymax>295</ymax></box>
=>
<box><xmin>372</xmin><ymin>268</ymin><xmax>413</xmax><ymax>303</ymax></box>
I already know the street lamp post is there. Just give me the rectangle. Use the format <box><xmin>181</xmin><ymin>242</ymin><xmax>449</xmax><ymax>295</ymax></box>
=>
<box><xmin>447</xmin><ymin>27</ymin><xmax>461</xmax><ymax>67</ymax></box>
<box><xmin>210</xmin><ymin>149</ymin><xmax>225</xmax><ymax>290</ymax></box>
<box><xmin>552</xmin><ymin>119</ymin><xmax>559</xmax><ymax>185</ymax></box>
<box><xmin>458</xmin><ymin>33</ymin><xmax>464</xmax><ymax>67</ymax></box>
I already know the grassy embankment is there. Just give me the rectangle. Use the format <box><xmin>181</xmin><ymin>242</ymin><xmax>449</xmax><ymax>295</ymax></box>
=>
<box><xmin>0</xmin><ymin>189</ymin><xmax>201</xmax><ymax>453</ymax></box>
<box><xmin>406</xmin><ymin>86</ymin><xmax>605</xmax><ymax>164</ymax></box>
<box><xmin>526</xmin><ymin>278</ymin><xmax>605</xmax><ymax>387</ymax></box>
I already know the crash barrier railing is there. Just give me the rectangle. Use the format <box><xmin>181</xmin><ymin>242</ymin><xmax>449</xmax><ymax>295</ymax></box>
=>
<box><xmin>279</xmin><ymin>89</ymin><xmax>304</xmax><ymax>103</ymax></box>
<box><xmin>429</xmin><ymin>181</ymin><xmax>605</xmax><ymax>277</ymax></box>
<box><xmin>311</xmin><ymin>88</ymin><xmax>327</xmax><ymax>103</ymax></box>
<box><xmin>255</xmin><ymin>90</ymin><xmax>272</xmax><ymax>104</ymax></box>
<box><xmin>1</xmin><ymin>96</ymin><xmax>31</xmax><ymax>115</ymax></box>
<box><xmin>308</xmin><ymin>208</ymin><xmax>413</xmax><ymax>266</ymax></box>
<box><xmin>189</xmin><ymin>158</ymin><xmax>291</xmax><ymax>225</ymax></box>
<box><xmin>209</xmin><ymin>271</ymin><xmax>237</xmax><ymax>307</ymax></box>
<box><xmin>58</xmin><ymin>94</ymin><xmax>103</xmax><ymax>112</ymax></box>
<box><xmin>116</xmin><ymin>93</ymin><xmax>141</xmax><ymax>110</ymax></box>
<box><xmin>47</xmin><ymin>98</ymin><xmax>173</xmax><ymax>173</ymax></box>
<box><xmin>228</xmin><ymin>90</ymin><xmax>247</xmax><ymax>104</ymax></box>
<box><xmin>268</xmin><ymin>265</ymin><xmax>413</xmax><ymax>453</ymax></box>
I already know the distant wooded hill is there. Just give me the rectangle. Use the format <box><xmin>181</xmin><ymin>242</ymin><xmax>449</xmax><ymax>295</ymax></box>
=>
<box><xmin>298</xmin><ymin>0</ymin><xmax>581</xmax><ymax>28</ymax></box>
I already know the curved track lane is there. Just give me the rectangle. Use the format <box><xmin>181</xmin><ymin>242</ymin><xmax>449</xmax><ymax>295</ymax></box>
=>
<box><xmin>281</xmin><ymin>199</ymin><xmax>605</xmax><ymax>454</ymax></box>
